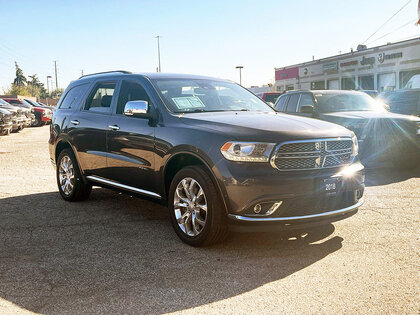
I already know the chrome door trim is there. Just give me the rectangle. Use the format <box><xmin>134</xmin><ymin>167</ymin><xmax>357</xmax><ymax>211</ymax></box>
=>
<box><xmin>86</xmin><ymin>175</ymin><xmax>161</xmax><ymax>199</ymax></box>
<box><xmin>228</xmin><ymin>199</ymin><xmax>363</xmax><ymax>222</ymax></box>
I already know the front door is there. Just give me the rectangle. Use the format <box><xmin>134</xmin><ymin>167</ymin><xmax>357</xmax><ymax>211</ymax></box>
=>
<box><xmin>106</xmin><ymin>79</ymin><xmax>157</xmax><ymax>193</ymax></box>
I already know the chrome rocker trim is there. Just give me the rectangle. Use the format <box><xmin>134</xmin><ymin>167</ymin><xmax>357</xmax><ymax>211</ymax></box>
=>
<box><xmin>228</xmin><ymin>199</ymin><xmax>364</xmax><ymax>222</ymax></box>
<box><xmin>86</xmin><ymin>175</ymin><xmax>162</xmax><ymax>199</ymax></box>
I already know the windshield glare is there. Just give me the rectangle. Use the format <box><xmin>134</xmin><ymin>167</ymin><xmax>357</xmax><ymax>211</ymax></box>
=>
<box><xmin>153</xmin><ymin>79</ymin><xmax>274</xmax><ymax>113</ymax></box>
<box><xmin>315</xmin><ymin>93</ymin><xmax>386</xmax><ymax>113</ymax></box>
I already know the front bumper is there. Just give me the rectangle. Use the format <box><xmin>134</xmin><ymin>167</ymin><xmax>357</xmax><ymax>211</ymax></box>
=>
<box><xmin>216</xmin><ymin>160</ymin><xmax>365</xmax><ymax>230</ymax></box>
<box><xmin>0</xmin><ymin>122</ymin><xmax>13</xmax><ymax>134</ymax></box>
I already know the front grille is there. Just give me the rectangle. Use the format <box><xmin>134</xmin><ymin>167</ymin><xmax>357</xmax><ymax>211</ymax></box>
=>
<box><xmin>272</xmin><ymin>139</ymin><xmax>353</xmax><ymax>171</ymax></box>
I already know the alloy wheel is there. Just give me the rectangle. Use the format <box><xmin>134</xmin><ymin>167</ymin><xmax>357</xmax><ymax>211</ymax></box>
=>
<box><xmin>173</xmin><ymin>177</ymin><xmax>207</xmax><ymax>236</ymax></box>
<box><xmin>59</xmin><ymin>155</ymin><xmax>75</xmax><ymax>195</ymax></box>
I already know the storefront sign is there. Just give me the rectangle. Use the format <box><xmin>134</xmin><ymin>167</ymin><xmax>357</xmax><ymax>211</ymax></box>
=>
<box><xmin>360</xmin><ymin>56</ymin><xmax>375</xmax><ymax>66</ymax></box>
<box><xmin>340</xmin><ymin>60</ymin><xmax>358</xmax><ymax>67</ymax></box>
<box><xmin>275</xmin><ymin>67</ymin><xmax>299</xmax><ymax>80</ymax></box>
<box><xmin>377</xmin><ymin>52</ymin><xmax>403</xmax><ymax>63</ymax></box>
<box><xmin>323</xmin><ymin>62</ymin><xmax>338</xmax><ymax>71</ymax></box>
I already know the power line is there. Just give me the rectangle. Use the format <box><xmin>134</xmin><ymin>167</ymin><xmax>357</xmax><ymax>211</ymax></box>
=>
<box><xmin>367</xmin><ymin>18</ymin><xmax>417</xmax><ymax>44</ymax></box>
<box><xmin>362</xmin><ymin>0</ymin><xmax>413</xmax><ymax>44</ymax></box>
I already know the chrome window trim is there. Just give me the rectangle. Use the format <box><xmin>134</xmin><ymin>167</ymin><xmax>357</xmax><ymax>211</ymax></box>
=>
<box><xmin>86</xmin><ymin>175</ymin><xmax>161</xmax><ymax>199</ymax></box>
<box><xmin>228</xmin><ymin>199</ymin><xmax>363</xmax><ymax>222</ymax></box>
<box><xmin>270</xmin><ymin>137</ymin><xmax>353</xmax><ymax>171</ymax></box>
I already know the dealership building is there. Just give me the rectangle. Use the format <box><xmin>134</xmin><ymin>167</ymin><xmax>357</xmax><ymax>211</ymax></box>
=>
<box><xmin>274</xmin><ymin>37</ymin><xmax>420</xmax><ymax>92</ymax></box>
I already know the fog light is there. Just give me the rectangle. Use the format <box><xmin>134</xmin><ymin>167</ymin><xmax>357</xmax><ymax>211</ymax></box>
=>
<box><xmin>253</xmin><ymin>204</ymin><xmax>262</xmax><ymax>214</ymax></box>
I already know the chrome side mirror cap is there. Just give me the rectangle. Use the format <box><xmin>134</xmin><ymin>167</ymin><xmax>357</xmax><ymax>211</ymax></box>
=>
<box><xmin>123</xmin><ymin>100</ymin><xmax>148</xmax><ymax>117</ymax></box>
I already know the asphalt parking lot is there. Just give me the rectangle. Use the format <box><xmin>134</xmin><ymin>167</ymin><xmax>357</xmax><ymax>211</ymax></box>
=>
<box><xmin>0</xmin><ymin>126</ymin><xmax>419</xmax><ymax>314</ymax></box>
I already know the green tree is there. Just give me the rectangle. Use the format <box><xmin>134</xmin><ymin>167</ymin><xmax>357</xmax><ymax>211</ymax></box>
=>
<box><xmin>13</xmin><ymin>62</ymin><xmax>26</xmax><ymax>86</ymax></box>
<box><xmin>27</xmin><ymin>74</ymin><xmax>48</xmax><ymax>98</ymax></box>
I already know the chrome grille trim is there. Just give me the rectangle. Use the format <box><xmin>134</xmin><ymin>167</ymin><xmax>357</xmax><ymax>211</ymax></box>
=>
<box><xmin>270</xmin><ymin>138</ymin><xmax>353</xmax><ymax>171</ymax></box>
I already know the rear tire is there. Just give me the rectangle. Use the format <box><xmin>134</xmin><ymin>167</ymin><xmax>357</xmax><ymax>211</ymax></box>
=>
<box><xmin>56</xmin><ymin>148</ymin><xmax>92</xmax><ymax>201</ymax></box>
<box><xmin>168</xmin><ymin>165</ymin><xmax>228</xmax><ymax>246</ymax></box>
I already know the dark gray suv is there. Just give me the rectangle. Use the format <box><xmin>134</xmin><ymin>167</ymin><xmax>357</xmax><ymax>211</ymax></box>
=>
<box><xmin>49</xmin><ymin>71</ymin><xmax>364</xmax><ymax>246</ymax></box>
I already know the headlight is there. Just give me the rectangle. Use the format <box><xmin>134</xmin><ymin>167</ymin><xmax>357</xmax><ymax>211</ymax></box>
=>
<box><xmin>220</xmin><ymin>141</ymin><xmax>275</xmax><ymax>162</ymax></box>
<box><xmin>351</xmin><ymin>134</ymin><xmax>359</xmax><ymax>158</ymax></box>
<box><xmin>416</xmin><ymin>121</ymin><xmax>420</xmax><ymax>135</ymax></box>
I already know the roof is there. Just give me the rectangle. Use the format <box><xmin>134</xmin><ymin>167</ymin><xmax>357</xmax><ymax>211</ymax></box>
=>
<box><xmin>286</xmin><ymin>90</ymin><xmax>367</xmax><ymax>95</ymax></box>
<box><xmin>77</xmin><ymin>71</ymin><xmax>227</xmax><ymax>82</ymax></box>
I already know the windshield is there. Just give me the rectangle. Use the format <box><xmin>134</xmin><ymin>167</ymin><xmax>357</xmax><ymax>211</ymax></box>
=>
<box><xmin>153</xmin><ymin>79</ymin><xmax>274</xmax><ymax>113</ymax></box>
<box><xmin>314</xmin><ymin>93</ymin><xmax>386</xmax><ymax>113</ymax></box>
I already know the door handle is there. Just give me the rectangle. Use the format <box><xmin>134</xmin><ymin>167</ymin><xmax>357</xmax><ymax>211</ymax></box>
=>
<box><xmin>108</xmin><ymin>125</ymin><xmax>120</xmax><ymax>131</ymax></box>
<box><xmin>70</xmin><ymin>120</ymin><xmax>79</xmax><ymax>125</ymax></box>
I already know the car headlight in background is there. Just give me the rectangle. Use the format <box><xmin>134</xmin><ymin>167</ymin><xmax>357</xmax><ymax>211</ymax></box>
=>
<box><xmin>221</xmin><ymin>141</ymin><xmax>275</xmax><ymax>162</ymax></box>
<box><xmin>351</xmin><ymin>134</ymin><xmax>359</xmax><ymax>158</ymax></box>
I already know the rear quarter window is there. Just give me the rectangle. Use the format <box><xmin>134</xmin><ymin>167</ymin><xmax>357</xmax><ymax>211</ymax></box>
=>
<box><xmin>58</xmin><ymin>83</ymin><xmax>90</xmax><ymax>110</ymax></box>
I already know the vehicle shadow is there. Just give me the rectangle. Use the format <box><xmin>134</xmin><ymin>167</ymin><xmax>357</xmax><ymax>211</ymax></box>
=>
<box><xmin>364</xmin><ymin>164</ymin><xmax>420</xmax><ymax>187</ymax></box>
<box><xmin>0</xmin><ymin>189</ymin><xmax>342</xmax><ymax>314</ymax></box>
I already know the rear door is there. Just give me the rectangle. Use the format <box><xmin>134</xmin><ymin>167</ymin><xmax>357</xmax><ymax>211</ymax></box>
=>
<box><xmin>105</xmin><ymin>78</ymin><xmax>157</xmax><ymax>193</ymax></box>
<box><xmin>68</xmin><ymin>81</ymin><xmax>117</xmax><ymax>177</ymax></box>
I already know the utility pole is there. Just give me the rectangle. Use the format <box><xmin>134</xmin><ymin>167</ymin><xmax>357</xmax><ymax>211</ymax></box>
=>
<box><xmin>236</xmin><ymin>66</ymin><xmax>244</xmax><ymax>86</ymax></box>
<box><xmin>81</xmin><ymin>69</ymin><xmax>84</xmax><ymax>77</ymax></box>
<box><xmin>155</xmin><ymin>36</ymin><xmax>162</xmax><ymax>72</ymax></box>
<box><xmin>54</xmin><ymin>60</ymin><xmax>58</xmax><ymax>90</ymax></box>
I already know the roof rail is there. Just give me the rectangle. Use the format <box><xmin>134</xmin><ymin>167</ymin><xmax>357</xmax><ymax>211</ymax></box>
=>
<box><xmin>79</xmin><ymin>70</ymin><xmax>132</xmax><ymax>79</ymax></box>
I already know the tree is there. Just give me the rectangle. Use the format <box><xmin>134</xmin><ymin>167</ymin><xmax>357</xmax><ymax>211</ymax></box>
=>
<box><xmin>13</xmin><ymin>62</ymin><xmax>26</xmax><ymax>86</ymax></box>
<box><xmin>27</xmin><ymin>74</ymin><xmax>48</xmax><ymax>98</ymax></box>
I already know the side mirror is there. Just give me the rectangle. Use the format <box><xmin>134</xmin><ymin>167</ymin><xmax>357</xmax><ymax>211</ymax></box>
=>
<box><xmin>300</xmin><ymin>104</ymin><xmax>315</xmax><ymax>114</ymax></box>
<box><xmin>124</xmin><ymin>100</ymin><xmax>149</xmax><ymax>117</ymax></box>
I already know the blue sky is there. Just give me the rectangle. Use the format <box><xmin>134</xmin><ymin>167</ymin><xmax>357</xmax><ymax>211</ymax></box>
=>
<box><xmin>0</xmin><ymin>0</ymin><xmax>419</xmax><ymax>91</ymax></box>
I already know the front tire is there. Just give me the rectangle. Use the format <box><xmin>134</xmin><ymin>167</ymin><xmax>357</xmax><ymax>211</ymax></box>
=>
<box><xmin>168</xmin><ymin>165</ymin><xmax>228</xmax><ymax>246</ymax></box>
<box><xmin>56</xmin><ymin>148</ymin><xmax>92</xmax><ymax>201</ymax></box>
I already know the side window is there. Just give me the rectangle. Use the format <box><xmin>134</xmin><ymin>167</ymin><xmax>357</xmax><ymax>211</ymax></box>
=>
<box><xmin>285</xmin><ymin>94</ymin><xmax>300</xmax><ymax>113</ymax></box>
<box><xmin>59</xmin><ymin>84</ymin><xmax>89</xmax><ymax>109</ymax></box>
<box><xmin>84</xmin><ymin>82</ymin><xmax>116</xmax><ymax>112</ymax></box>
<box><xmin>274</xmin><ymin>95</ymin><xmax>287</xmax><ymax>112</ymax></box>
<box><xmin>116</xmin><ymin>80</ymin><xmax>151</xmax><ymax>115</ymax></box>
<box><xmin>298</xmin><ymin>93</ymin><xmax>315</xmax><ymax>109</ymax></box>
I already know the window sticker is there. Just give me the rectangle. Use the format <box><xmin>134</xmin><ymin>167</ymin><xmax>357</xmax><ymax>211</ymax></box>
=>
<box><xmin>172</xmin><ymin>96</ymin><xmax>205</xmax><ymax>109</ymax></box>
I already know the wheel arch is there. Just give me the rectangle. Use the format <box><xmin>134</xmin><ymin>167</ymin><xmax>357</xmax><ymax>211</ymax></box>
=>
<box><xmin>162</xmin><ymin>151</ymin><xmax>229</xmax><ymax>214</ymax></box>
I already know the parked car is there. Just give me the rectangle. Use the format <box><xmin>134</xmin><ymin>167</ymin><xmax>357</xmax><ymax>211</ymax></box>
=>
<box><xmin>24</xmin><ymin>99</ymin><xmax>54</xmax><ymax>124</ymax></box>
<box><xmin>256</xmin><ymin>92</ymin><xmax>282</xmax><ymax>106</ymax></box>
<box><xmin>405</xmin><ymin>74</ymin><xmax>420</xmax><ymax>89</ymax></box>
<box><xmin>379</xmin><ymin>89</ymin><xmax>420</xmax><ymax>117</ymax></box>
<box><xmin>0</xmin><ymin>99</ymin><xmax>25</xmax><ymax>132</ymax></box>
<box><xmin>3</xmin><ymin>98</ymin><xmax>51</xmax><ymax>127</ymax></box>
<box><xmin>50</xmin><ymin>71</ymin><xmax>365</xmax><ymax>246</ymax></box>
<box><xmin>274</xmin><ymin>90</ymin><xmax>420</xmax><ymax>168</ymax></box>
<box><xmin>1</xmin><ymin>98</ymin><xmax>34</xmax><ymax>127</ymax></box>
<box><xmin>0</xmin><ymin>107</ymin><xmax>13</xmax><ymax>135</ymax></box>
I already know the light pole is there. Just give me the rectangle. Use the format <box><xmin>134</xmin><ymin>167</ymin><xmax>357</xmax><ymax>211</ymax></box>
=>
<box><xmin>156</xmin><ymin>35</ymin><xmax>162</xmax><ymax>72</ymax></box>
<box><xmin>236</xmin><ymin>66</ymin><xmax>244</xmax><ymax>85</ymax></box>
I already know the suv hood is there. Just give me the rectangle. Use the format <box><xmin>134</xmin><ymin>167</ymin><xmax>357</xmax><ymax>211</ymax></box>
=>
<box><xmin>180</xmin><ymin>111</ymin><xmax>353</xmax><ymax>142</ymax></box>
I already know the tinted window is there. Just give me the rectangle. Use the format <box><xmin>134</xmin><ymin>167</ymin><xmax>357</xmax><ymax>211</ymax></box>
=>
<box><xmin>116</xmin><ymin>81</ymin><xmax>151</xmax><ymax>115</ymax></box>
<box><xmin>59</xmin><ymin>83</ymin><xmax>89</xmax><ymax>109</ymax></box>
<box><xmin>264</xmin><ymin>93</ymin><xmax>281</xmax><ymax>103</ymax></box>
<box><xmin>8</xmin><ymin>100</ymin><xmax>21</xmax><ymax>105</ymax></box>
<box><xmin>274</xmin><ymin>95</ymin><xmax>288</xmax><ymax>111</ymax></box>
<box><xmin>299</xmin><ymin>93</ymin><xmax>315</xmax><ymax>107</ymax></box>
<box><xmin>285</xmin><ymin>94</ymin><xmax>299</xmax><ymax>112</ymax></box>
<box><xmin>85</xmin><ymin>82</ymin><xmax>116</xmax><ymax>112</ymax></box>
